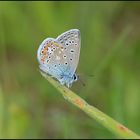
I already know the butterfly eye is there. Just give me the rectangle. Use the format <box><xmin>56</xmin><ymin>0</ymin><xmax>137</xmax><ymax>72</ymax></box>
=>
<box><xmin>74</xmin><ymin>75</ymin><xmax>76</xmax><ymax>80</ymax></box>
<box><xmin>73</xmin><ymin>74</ymin><xmax>77</xmax><ymax>81</ymax></box>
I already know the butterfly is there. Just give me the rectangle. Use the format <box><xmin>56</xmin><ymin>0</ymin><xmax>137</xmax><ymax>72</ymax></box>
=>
<box><xmin>37</xmin><ymin>29</ymin><xmax>81</xmax><ymax>88</ymax></box>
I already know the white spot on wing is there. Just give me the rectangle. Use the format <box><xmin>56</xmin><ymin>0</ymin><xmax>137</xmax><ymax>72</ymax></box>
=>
<box><xmin>48</xmin><ymin>47</ymin><xmax>52</xmax><ymax>54</ymax></box>
<box><xmin>56</xmin><ymin>56</ymin><xmax>60</xmax><ymax>60</ymax></box>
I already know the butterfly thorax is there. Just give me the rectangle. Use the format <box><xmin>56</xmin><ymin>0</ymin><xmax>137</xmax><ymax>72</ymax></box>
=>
<box><xmin>59</xmin><ymin>73</ymin><xmax>78</xmax><ymax>88</ymax></box>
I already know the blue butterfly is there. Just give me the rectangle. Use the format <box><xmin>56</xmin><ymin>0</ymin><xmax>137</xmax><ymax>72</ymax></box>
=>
<box><xmin>37</xmin><ymin>29</ymin><xmax>81</xmax><ymax>88</ymax></box>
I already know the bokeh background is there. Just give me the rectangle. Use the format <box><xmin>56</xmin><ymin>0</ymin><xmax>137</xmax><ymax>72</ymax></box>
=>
<box><xmin>0</xmin><ymin>1</ymin><xmax>140</xmax><ymax>139</ymax></box>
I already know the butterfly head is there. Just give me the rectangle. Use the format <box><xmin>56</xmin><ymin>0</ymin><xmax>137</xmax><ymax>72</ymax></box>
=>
<box><xmin>59</xmin><ymin>73</ymin><xmax>78</xmax><ymax>88</ymax></box>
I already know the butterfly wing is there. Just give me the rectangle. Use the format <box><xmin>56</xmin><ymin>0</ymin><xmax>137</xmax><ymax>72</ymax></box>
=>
<box><xmin>37</xmin><ymin>29</ymin><xmax>81</xmax><ymax>84</ymax></box>
<box><xmin>56</xmin><ymin>29</ymin><xmax>81</xmax><ymax>77</ymax></box>
<box><xmin>37</xmin><ymin>38</ymin><xmax>64</xmax><ymax>80</ymax></box>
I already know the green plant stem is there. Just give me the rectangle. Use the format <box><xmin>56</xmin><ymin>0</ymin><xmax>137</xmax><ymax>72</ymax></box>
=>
<box><xmin>40</xmin><ymin>71</ymin><xmax>140</xmax><ymax>139</ymax></box>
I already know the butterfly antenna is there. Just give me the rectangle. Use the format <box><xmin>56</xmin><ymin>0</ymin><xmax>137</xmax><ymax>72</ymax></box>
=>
<box><xmin>87</xmin><ymin>74</ymin><xmax>94</xmax><ymax>78</ymax></box>
<box><xmin>77</xmin><ymin>75</ymin><xmax>86</xmax><ymax>87</ymax></box>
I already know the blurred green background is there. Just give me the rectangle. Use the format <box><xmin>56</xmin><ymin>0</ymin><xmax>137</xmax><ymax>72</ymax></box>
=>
<box><xmin>0</xmin><ymin>1</ymin><xmax>140</xmax><ymax>139</ymax></box>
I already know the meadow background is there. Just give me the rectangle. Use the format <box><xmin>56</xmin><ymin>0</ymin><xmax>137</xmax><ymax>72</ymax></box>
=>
<box><xmin>0</xmin><ymin>1</ymin><xmax>140</xmax><ymax>139</ymax></box>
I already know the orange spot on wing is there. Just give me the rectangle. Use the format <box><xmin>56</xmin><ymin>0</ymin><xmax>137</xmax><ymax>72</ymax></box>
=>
<box><xmin>41</xmin><ymin>41</ymin><xmax>60</xmax><ymax>64</ymax></box>
<box><xmin>41</xmin><ymin>41</ymin><xmax>55</xmax><ymax>64</ymax></box>
<box><xmin>41</xmin><ymin>58</ymin><xmax>45</xmax><ymax>64</ymax></box>
<box><xmin>41</xmin><ymin>55</ymin><xmax>47</xmax><ymax>64</ymax></box>
<box><xmin>43</xmin><ymin>47</ymin><xmax>48</xmax><ymax>55</ymax></box>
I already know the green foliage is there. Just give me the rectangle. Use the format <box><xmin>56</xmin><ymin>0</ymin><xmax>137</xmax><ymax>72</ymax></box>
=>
<box><xmin>0</xmin><ymin>1</ymin><xmax>140</xmax><ymax>138</ymax></box>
